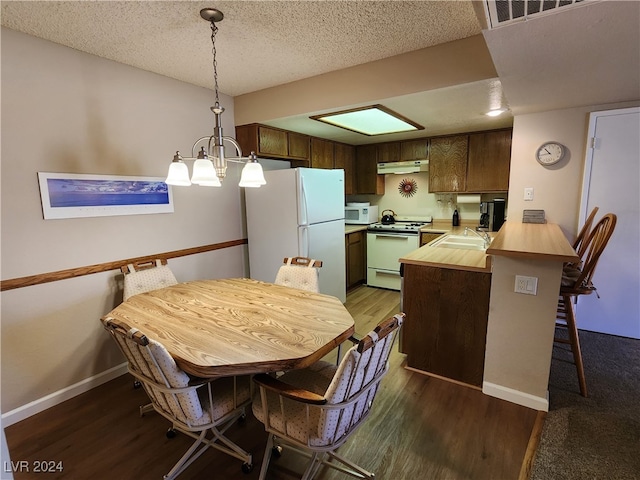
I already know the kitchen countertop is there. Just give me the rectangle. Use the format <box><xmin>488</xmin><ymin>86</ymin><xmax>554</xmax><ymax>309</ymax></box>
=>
<box><xmin>400</xmin><ymin>222</ymin><xmax>494</xmax><ymax>273</ymax></box>
<box><xmin>344</xmin><ymin>224</ymin><xmax>369</xmax><ymax>234</ymax></box>
<box><xmin>487</xmin><ymin>221</ymin><xmax>578</xmax><ymax>262</ymax></box>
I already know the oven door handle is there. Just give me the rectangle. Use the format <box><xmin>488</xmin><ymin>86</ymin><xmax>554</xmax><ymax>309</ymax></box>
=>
<box><xmin>370</xmin><ymin>234</ymin><xmax>414</xmax><ymax>239</ymax></box>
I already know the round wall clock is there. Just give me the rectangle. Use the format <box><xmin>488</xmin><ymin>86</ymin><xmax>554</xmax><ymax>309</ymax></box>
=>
<box><xmin>536</xmin><ymin>142</ymin><xmax>566</xmax><ymax>166</ymax></box>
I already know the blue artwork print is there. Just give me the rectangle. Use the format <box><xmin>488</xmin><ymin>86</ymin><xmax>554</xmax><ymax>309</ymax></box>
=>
<box><xmin>38</xmin><ymin>172</ymin><xmax>174</xmax><ymax>219</ymax></box>
<box><xmin>46</xmin><ymin>179</ymin><xmax>170</xmax><ymax>208</ymax></box>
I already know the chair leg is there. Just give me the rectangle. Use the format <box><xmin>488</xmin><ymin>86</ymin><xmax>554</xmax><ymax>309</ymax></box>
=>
<box><xmin>163</xmin><ymin>429</ymin><xmax>210</xmax><ymax>480</ymax></box>
<box><xmin>301</xmin><ymin>452</ymin><xmax>324</xmax><ymax>480</ymax></box>
<box><xmin>258</xmin><ymin>434</ymin><xmax>275</xmax><ymax>480</ymax></box>
<box><xmin>563</xmin><ymin>294</ymin><xmax>588</xmax><ymax>397</ymax></box>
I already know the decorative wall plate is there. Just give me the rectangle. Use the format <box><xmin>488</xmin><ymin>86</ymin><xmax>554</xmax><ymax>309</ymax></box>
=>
<box><xmin>398</xmin><ymin>178</ymin><xmax>418</xmax><ymax>197</ymax></box>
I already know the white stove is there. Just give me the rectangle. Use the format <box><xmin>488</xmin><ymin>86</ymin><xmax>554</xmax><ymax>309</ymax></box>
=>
<box><xmin>366</xmin><ymin>215</ymin><xmax>432</xmax><ymax>290</ymax></box>
<box><xmin>367</xmin><ymin>215</ymin><xmax>432</xmax><ymax>235</ymax></box>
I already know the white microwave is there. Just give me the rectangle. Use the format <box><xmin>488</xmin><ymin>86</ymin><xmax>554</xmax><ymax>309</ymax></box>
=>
<box><xmin>345</xmin><ymin>205</ymin><xmax>378</xmax><ymax>225</ymax></box>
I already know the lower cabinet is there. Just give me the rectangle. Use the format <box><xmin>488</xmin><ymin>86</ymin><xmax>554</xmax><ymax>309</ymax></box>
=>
<box><xmin>345</xmin><ymin>230</ymin><xmax>366</xmax><ymax>290</ymax></box>
<box><xmin>420</xmin><ymin>232</ymin><xmax>444</xmax><ymax>247</ymax></box>
<box><xmin>401</xmin><ymin>263</ymin><xmax>491</xmax><ymax>387</ymax></box>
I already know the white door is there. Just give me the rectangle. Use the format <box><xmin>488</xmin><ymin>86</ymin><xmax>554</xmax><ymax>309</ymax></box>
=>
<box><xmin>578</xmin><ymin>107</ymin><xmax>640</xmax><ymax>339</ymax></box>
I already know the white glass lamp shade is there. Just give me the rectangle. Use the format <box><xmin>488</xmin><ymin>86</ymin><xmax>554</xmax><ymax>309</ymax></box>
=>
<box><xmin>191</xmin><ymin>158</ymin><xmax>221</xmax><ymax>187</ymax></box>
<box><xmin>239</xmin><ymin>161</ymin><xmax>266</xmax><ymax>188</ymax></box>
<box><xmin>165</xmin><ymin>160</ymin><xmax>191</xmax><ymax>186</ymax></box>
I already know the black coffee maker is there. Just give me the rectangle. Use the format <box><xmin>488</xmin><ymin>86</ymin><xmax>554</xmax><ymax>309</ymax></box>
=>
<box><xmin>479</xmin><ymin>202</ymin><xmax>493</xmax><ymax>230</ymax></box>
<box><xmin>492</xmin><ymin>199</ymin><xmax>506</xmax><ymax>231</ymax></box>
<box><xmin>479</xmin><ymin>199</ymin><xmax>506</xmax><ymax>231</ymax></box>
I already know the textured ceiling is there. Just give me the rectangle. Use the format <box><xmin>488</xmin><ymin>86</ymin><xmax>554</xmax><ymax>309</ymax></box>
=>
<box><xmin>2</xmin><ymin>1</ymin><xmax>638</xmax><ymax>145</ymax></box>
<box><xmin>0</xmin><ymin>1</ymin><xmax>482</xmax><ymax>96</ymax></box>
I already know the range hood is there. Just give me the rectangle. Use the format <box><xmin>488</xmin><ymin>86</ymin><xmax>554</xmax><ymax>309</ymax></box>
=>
<box><xmin>377</xmin><ymin>160</ymin><xmax>428</xmax><ymax>174</ymax></box>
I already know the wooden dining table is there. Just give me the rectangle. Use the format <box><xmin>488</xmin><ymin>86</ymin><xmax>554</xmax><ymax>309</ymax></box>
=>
<box><xmin>101</xmin><ymin>278</ymin><xmax>355</xmax><ymax>378</ymax></box>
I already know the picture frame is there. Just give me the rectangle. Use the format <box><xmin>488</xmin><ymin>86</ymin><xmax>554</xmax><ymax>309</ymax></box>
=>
<box><xmin>37</xmin><ymin>172</ymin><xmax>174</xmax><ymax>220</ymax></box>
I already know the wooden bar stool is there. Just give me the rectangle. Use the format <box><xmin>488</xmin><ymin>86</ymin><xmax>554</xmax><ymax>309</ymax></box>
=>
<box><xmin>555</xmin><ymin>213</ymin><xmax>616</xmax><ymax>397</ymax></box>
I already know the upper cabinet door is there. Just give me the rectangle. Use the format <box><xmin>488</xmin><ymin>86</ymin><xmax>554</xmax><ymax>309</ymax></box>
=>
<box><xmin>334</xmin><ymin>143</ymin><xmax>355</xmax><ymax>195</ymax></box>
<box><xmin>258</xmin><ymin>126</ymin><xmax>288</xmax><ymax>157</ymax></box>
<box><xmin>466</xmin><ymin>130</ymin><xmax>512</xmax><ymax>192</ymax></box>
<box><xmin>310</xmin><ymin>138</ymin><xmax>335</xmax><ymax>169</ymax></box>
<box><xmin>428</xmin><ymin>135</ymin><xmax>468</xmax><ymax>193</ymax></box>
<box><xmin>400</xmin><ymin>138</ymin><xmax>429</xmax><ymax>161</ymax></box>
<box><xmin>288</xmin><ymin>132</ymin><xmax>310</xmax><ymax>160</ymax></box>
<box><xmin>355</xmin><ymin>144</ymin><xmax>384</xmax><ymax>195</ymax></box>
<box><xmin>377</xmin><ymin>142</ymin><xmax>401</xmax><ymax>162</ymax></box>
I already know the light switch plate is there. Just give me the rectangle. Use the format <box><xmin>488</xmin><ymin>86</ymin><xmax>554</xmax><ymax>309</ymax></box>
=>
<box><xmin>524</xmin><ymin>187</ymin><xmax>534</xmax><ymax>201</ymax></box>
<box><xmin>515</xmin><ymin>275</ymin><xmax>538</xmax><ymax>295</ymax></box>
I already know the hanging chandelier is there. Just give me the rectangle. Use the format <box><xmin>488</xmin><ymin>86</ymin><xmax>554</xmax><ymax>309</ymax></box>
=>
<box><xmin>165</xmin><ymin>8</ymin><xmax>266</xmax><ymax>188</ymax></box>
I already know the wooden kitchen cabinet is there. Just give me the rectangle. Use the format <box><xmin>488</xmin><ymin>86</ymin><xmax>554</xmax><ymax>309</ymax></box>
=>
<box><xmin>376</xmin><ymin>142</ymin><xmax>401</xmax><ymax>162</ymax></box>
<box><xmin>355</xmin><ymin>144</ymin><xmax>385</xmax><ymax>195</ymax></box>
<box><xmin>428</xmin><ymin>135</ymin><xmax>469</xmax><ymax>193</ymax></box>
<box><xmin>400</xmin><ymin>138</ymin><xmax>429</xmax><ymax>161</ymax></box>
<box><xmin>334</xmin><ymin>142</ymin><xmax>355</xmax><ymax>195</ymax></box>
<box><xmin>288</xmin><ymin>131</ymin><xmax>311</xmax><ymax>161</ymax></box>
<box><xmin>310</xmin><ymin>137</ymin><xmax>335</xmax><ymax>169</ymax></box>
<box><xmin>420</xmin><ymin>232</ymin><xmax>444</xmax><ymax>247</ymax></box>
<box><xmin>466</xmin><ymin>129</ymin><xmax>512</xmax><ymax>192</ymax></box>
<box><xmin>235</xmin><ymin>124</ymin><xmax>310</xmax><ymax>161</ymax></box>
<box><xmin>345</xmin><ymin>230</ymin><xmax>366</xmax><ymax>289</ymax></box>
<box><xmin>402</xmin><ymin>263</ymin><xmax>491</xmax><ymax>387</ymax></box>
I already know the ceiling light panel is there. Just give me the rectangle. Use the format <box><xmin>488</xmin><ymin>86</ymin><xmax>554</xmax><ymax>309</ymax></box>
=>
<box><xmin>311</xmin><ymin>105</ymin><xmax>423</xmax><ymax>136</ymax></box>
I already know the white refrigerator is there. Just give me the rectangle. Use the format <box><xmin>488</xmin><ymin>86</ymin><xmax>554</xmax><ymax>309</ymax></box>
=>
<box><xmin>245</xmin><ymin>168</ymin><xmax>346</xmax><ymax>303</ymax></box>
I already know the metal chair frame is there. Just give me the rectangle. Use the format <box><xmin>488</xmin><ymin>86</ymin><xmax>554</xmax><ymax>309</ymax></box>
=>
<box><xmin>103</xmin><ymin>317</ymin><xmax>253</xmax><ymax>479</ymax></box>
<box><xmin>253</xmin><ymin>313</ymin><xmax>404</xmax><ymax>480</ymax></box>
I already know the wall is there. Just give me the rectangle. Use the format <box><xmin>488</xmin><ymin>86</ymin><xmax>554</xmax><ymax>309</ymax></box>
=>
<box><xmin>483</xmin><ymin>255</ymin><xmax>563</xmax><ymax>411</ymax></box>
<box><xmin>234</xmin><ymin>35</ymin><xmax>497</xmax><ymax>127</ymax></box>
<box><xmin>348</xmin><ymin>172</ymin><xmax>506</xmax><ymax>224</ymax></box>
<box><xmin>507</xmin><ymin>100</ymin><xmax>639</xmax><ymax>238</ymax></box>
<box><xmin>1</xmin><ymin>29</ymin><xmax>248</xmax><ymax>416</ymax></box>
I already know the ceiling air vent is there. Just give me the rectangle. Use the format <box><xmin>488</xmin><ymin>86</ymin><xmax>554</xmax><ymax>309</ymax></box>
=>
<box><xmin>483</xmin><ymin>0</ymin><xmax>591</xmax><ymax>29</ymax></box>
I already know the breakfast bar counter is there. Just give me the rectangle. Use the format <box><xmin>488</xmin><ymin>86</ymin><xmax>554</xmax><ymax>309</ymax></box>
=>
<box><xmin>487</xmin><ymin>221</ymin><xmax>578</xmax><ymax>261</ymax></box>
<box><xmin>399</xmin><ymin>220</ymin><xmax>580</xmax><ymax>409</ymax></box>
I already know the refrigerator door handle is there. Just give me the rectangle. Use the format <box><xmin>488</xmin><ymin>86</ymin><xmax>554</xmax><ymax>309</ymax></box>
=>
<box><xmin>298</xmin><ymin>173</ymin><xmax>309</xmax><ymax>226</ymax></box>
<box><xmin>298</xmin><ymin>226</ymin><xmax>310</xmax><ymax>257</ymax></box>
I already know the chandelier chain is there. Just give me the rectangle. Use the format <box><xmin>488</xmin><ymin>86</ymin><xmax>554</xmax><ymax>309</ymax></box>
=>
<box><xmin>209</xmin><ymin>21</ymin><xmax>220</xmax><ymax>106</ymax></box>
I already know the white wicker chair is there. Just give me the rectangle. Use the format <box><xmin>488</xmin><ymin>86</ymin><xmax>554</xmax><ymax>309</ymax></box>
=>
<box><xmin>274</xmin><ymin>257</ymin><xmax>322</xmax><ymax>293</ymax></box>
<box><xmin>121</xmin><ymin>259</ymin><xmax>178</xmax><ymax>301</ymax></box>
<box><xmin>252</xmin><ymin>313</ymin><xmax>405</xmax><ymax>480</ymax></box>
<box><xmin>102</xmin><ymin>317</ymin><xmax>254</xmax><ymax>478</ymax></box>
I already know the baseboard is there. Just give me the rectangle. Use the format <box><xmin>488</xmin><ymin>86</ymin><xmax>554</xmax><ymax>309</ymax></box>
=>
<box><xmin>482</xmin><ymin>381</ymin><xmax>549</xmax><ymax>411</ymax></box>
<box><xmin>1</xmin><ymin>363</ymin><xmax>128</xmax><ymax>427</ymax></box>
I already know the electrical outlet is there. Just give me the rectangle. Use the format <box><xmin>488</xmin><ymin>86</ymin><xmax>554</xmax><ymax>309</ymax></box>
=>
<box><xmin>515</xmin><ymin>275</ymin><xmax>538</xmax><ymax>295</ymax></box>
<box><xmin>524</xmin><ymin>187</ymin><xmax>534</xmax><ymax>201</ymax></box>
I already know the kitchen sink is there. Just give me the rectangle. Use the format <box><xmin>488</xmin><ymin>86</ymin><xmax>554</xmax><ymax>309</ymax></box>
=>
<box><xmin>430</xmin><ymin>234</ymin><xmax>489</xmax><ymax>251</ymax></box>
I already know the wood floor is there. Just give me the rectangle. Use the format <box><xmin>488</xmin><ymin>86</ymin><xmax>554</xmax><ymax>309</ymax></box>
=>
<box><xmin>5</xmin><ymin>286</ymin><xmax>542</xmax><ymax>480</ymax></box>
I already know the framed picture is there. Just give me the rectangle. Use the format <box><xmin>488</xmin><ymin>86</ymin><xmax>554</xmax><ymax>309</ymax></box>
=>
<box><xmin>37</xmin><ymin>172</ymin><xmax>174</xmax><ymax>220</ymax></box>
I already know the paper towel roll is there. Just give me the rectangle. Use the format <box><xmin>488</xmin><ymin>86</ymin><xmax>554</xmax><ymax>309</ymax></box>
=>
<box><xmin>456</xmin><ymin>194</ymin><xmax>481</xmax><ymax>204</ymax></box>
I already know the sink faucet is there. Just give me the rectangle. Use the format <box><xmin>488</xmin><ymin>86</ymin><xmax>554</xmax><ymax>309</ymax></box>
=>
<box><xmin>464</xmin><ymin>227</ymin><xmax>491</xmax><ymax>247</ymax></box>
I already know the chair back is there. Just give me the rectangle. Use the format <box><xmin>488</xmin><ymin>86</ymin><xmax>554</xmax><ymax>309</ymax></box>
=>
<box><xmin>573</xmin><ymin>206</ymin><xmax>600</xmax><ymax>255</ymax></box>
<box><xmin>317</xmin><ymin>313</ymin><xmax>404</xmax><ymax>444</ymax></box>
<box><xmin>102</xmin><ymin>317</ymin><xmax>207</xmax><ymax>427</ymax></box>
<box><xmin>562</xmin><ymin>213</ymin><xmax>617</xmax><ymax>294</ymax></box>
<box><xmin>122</xmin><ymin>259</ymin><xmax>178</xmax><ymax>300</ymax></box>
<box><xmin>274</xmin><ymin>257</ymin><xmax>322</xmax><ymax>293</ymax></box>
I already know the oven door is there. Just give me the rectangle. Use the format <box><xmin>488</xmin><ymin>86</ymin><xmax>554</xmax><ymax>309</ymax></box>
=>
<box><xmin>366</xmin><ymin>231</ymin><xmax>419</xmax><ymax>290</ymax></box>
